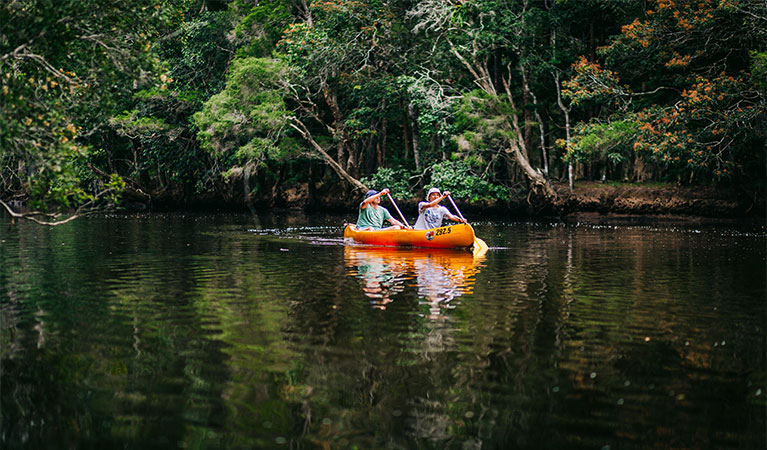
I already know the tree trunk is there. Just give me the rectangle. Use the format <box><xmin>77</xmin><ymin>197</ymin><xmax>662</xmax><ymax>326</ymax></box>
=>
<box><xmin>633</xmin><ymin>154</ymin><xmax>647</xmax><ymax>182</ymax></box>
<box><xmin>521</xmin><ymin>66</ymin><xmax>548</xmax><ymax>175</ymax></box>
<box><xmin>379</xmin><ymin>100</ymin><xmax>387</xmax><ymax>168</ymax></box>
<box><xmin>321</xmin><ymin>78</ymin><xmax>355</xmax><ymax>172</ymax></box>
<box><xmin>366</xmin><ymin>130</ymin><xmax>378</xmax><ymax>175</ymax></box>
<box><xmin>554</xmin><ymin>71</ymin><xmax>574</xmax><ymax>192</ymax></box>
<box><xmin>400</xmin><ymin>99</ymin><xmax>412</xmax><ymax>159</ymax></box>
<box><xmin>379</xmin><ymin>117</ymin><xmax>387</xmax><ymax>168</ymax></box>
<box><xmin>408</xmin><ymin>102</ymin><xmax>421</xmax><ymax>171</ymax></box>
<box><xmin>522</xmin><ymin>70</ymin><xmax>532</xmax><ymax>160</ymax></box>
<box><xmin>502</xmin><ymin>71</ymin><xmax>558</xmax><ymax>204</ymax></box>
<box><xmin>506</xmin><ymin>136</ymin><xmax>557</xmax><ymax>203</ymax></box>
<box><xmin>535</xmin><ymin>111</ymin><xmax>549</xmax><ymax>175</ymax></box>
<box><xmin>347</xmin><ymin>142</ymin><xmax>357</xmax><ymax>173</ymax></box>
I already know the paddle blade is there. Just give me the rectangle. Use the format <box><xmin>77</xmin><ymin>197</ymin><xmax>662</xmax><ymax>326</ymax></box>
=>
<box><xmin>473</xmin><ymin>237</ymin><xmax>489</xmax><ymax>256</ymax></box>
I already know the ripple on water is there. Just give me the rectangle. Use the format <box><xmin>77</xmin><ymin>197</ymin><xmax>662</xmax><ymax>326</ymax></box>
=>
<box><xmin>0</xmin><ymin>217</ymin><xmax>764</xmax><ymax>449</ymax></box>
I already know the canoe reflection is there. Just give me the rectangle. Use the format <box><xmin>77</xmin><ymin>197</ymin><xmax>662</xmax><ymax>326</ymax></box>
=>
<box><xmin>344</xmin><ymin>246</ymin><xmax>487</xmax><ymax>314</ymax></box>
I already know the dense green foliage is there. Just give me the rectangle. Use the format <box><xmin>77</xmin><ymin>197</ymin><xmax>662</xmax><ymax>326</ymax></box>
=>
<box><xmin>563</xmin><ymin>0</ymin><xmax>766</xmax><ymax>186</ymax></box>
<box><xmin>2</xmin><ymin>0</ymin><xmax>765</xmax><ymax>214</ymax></box>
<box><xmin>0</xmin><ymin>0</ymin><xmax>170</xmax><ymax>210</ymax></box>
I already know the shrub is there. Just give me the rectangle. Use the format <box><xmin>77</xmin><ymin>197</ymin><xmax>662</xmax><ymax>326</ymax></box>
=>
<box><xmin>360</xmin><ymin>167</ymin><xmax>413</xmax><ymax>200</ymax></box>
<box><xmin>429</xmin><ymin>160</ymin><xmax>507</xmax><ymax>202</ymax></box>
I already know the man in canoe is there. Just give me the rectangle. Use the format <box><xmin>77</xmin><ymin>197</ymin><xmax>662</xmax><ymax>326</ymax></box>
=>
<box><xmin>356</xmin><ymin>188</ymin><xmax>408</xmax><ymax>231</ymax></box>
<box><xmin>413</xmin><ymin>187</ymin><xmax>467</xmax><ymax>230</ymax></box>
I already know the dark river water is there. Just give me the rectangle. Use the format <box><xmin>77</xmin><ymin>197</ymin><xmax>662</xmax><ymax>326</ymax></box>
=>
<box><xmin>1</xmin><ymin>212</ymin><xmax>764</xmax><ymax>449</ymax></box>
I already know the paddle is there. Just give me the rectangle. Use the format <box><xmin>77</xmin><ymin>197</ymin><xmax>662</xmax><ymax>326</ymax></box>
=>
<box><xmin>386</xmin><ymin>193</ymin><xmax>411</xmax><ymax>229</ymax></box>
<box><xmin>446</xmin><ymin>194</ymin><xmax>488</xmax><ymax>252</ymax></box>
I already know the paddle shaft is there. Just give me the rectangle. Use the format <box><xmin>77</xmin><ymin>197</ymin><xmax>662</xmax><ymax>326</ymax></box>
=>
<box><xmin>447</xmin><ymin>195</ymin><xmax>488</xmax><ymax>253</ymax></box>
<box><xmin>386</xmin><ymin>193</ymin><xmax>410</xmax><ymax>228</ymax></box>
<box><xmin>447</xmin><ymin>194</ymin><xmax>487</xmax><ymax>251</ymax></box>
<box><xmin>446</xmin><ymin>195</ymin><xmax>466</xmax><ymax>222</ymax></box>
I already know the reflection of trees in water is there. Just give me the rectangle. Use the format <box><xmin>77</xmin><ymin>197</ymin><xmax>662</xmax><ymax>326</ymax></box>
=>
<box><xmin>0</xmin><ymin>219</ymin><xmax>245</xmax><ymax>448</ymax></box>
<box><xmin>3</xmin><ymin>220</ymin><xmax>763</xmax><ymax>449</ymax></box>
<box><xmin>337</xmin><ymin>246</ymin><xmax>493</xmax><ymax>445</ymax></box>
<box><xmin>333</xmin><ymin>227</ymin><xmax>765</xmax><ymax>448</ymax></box>
<box><xmin>246</xmin><ymin>228</ymin><xmax>765</xmax><ymax>448</ymax></box>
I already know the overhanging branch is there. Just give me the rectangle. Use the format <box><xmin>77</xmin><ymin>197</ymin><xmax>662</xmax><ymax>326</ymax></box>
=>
<box><xmin>289</xmin><ymin>118</ymin><xmax>368</xmax><ymax>192</ymax></box>
<box><xmin>0</xmin><ymin>188</ymin><xmax>116</xmax><ymax>226</ymax></box>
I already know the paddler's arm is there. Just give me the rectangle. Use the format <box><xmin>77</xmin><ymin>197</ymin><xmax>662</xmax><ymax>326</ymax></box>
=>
<box><xmin>437</xmin><ymin>191</ymin><xmax>467</xmax><ymax>223</ymax></box>
<box><xmin>386</xmin><ymin>217</ymin><xmax>410</xmax><ymax>229</ymax></box>
<box><xmin>360</xmin><ymin>188</ymin><xmax>389</xmax><ymax>209</ymax></box>
<box><xmin>421</xmin><ymin>190</ymin><xmax>450</xmax><ymax>210</ymax></box>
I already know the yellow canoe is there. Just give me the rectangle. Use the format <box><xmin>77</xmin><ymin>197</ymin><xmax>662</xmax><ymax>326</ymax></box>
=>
<box><xmin>344</xmin><ymin>223</ymin><xmax>477</xmax><ymax>249</ymax></box>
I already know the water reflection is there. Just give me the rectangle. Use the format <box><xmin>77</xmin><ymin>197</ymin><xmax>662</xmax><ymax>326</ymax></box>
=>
<box><xmin>344</xmin><ymin>246</ymin><xmax>487</xmax><ymax>316</ymax></box>
<box><xmin>1</xmin><ymin>215</ymin><xmax>764</xmax><ymax>449</ymax></box>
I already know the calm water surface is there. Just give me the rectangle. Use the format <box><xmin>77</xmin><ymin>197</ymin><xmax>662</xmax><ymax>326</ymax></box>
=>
<box><xmin>1</xmin><ymin>212</ymin><xmax>764</xmax><ymax>449</ymax></box>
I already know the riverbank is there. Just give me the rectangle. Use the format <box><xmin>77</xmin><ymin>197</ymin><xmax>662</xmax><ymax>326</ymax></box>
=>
<box><xmin>551</xmin><ymin>181</ymin><xmax>764</xmax><ymax>219</ymax></box>
<box><xmin>140</xmin><ymin>180</ymin><xmax>764</xmax><ymax>222</ymax></box>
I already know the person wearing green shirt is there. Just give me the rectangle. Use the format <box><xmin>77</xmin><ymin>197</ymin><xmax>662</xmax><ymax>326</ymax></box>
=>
<box><xmin>356</xmin><ymin>188</ymin><xmax>408</xmax><ymax>231</ymax></box>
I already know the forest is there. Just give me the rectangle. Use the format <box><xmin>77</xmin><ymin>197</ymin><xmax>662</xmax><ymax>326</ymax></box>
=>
<box><xmin>1</xmin><ymin>0</ymin><xmax>765</xmax><ymax>220</ymax></box>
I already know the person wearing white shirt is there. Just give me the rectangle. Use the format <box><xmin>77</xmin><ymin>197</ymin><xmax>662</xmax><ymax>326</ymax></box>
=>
<box><xmin>413</xmin><ymin>187</ymin><xmax>466</xmax><ymax>230</ymax></box>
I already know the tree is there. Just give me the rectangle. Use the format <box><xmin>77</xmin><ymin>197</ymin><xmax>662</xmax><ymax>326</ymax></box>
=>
<box><xmin>407</xmin><ymin>0</ymin><xmax>558</xmax><ymax>204</ymax></box>
<box><xmin>192</xmin><ymin>57</ymin><xmax>311</xmax><ymax>198</ymax></box>
<box><xmin>109</xmin><ymin>5</ymin><xmax>236</xmax><ymax>200</ymax></box>
<box><xmin>275</xmin><ymin>0</ymin><xmax>414</xmax><ymax>192</ymax></box>
<box><xmin>0</xmin><ymin>0</ymin><xmax>196</xmax><ymax>222</ymax></box>
<box><xmin>562</xmin><ymin>0</ymin><xmax>767</xmax><ymax>184</ymax></box>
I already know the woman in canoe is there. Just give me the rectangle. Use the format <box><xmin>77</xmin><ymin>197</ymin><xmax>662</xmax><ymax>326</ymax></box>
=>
<box><xmin>413</xmin><ymin>187</ymin><xmax>467</xmax><ymax>230</ymax></box>
<box><xmin>356</xmin><ymin>188</ymin><xmax>408</xmax><ymax>231</ymax></box>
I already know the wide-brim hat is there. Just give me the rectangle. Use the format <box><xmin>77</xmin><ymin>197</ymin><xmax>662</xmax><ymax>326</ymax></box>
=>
<box><xmin>426</xmin><ymin>187</ymin><xmax>441</xmax><ymax>199</ymax></box>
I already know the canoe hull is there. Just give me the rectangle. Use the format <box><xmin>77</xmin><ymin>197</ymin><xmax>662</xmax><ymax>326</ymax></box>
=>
<box><xmin>344</xmin><ymin>223</ymin><xmax>476</xmax><ymax>249</ymax></box>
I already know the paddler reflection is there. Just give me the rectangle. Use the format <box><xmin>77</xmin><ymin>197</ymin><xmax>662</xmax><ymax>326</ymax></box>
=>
<box><xmin>348</xmin><ymin>249</ymin><xmax>408</xmax><ymax>309</ymax></box>
<box><xmin>344</xmin><ymin>246</ymin><xmax>487</xmax><ymax>315</ymax></box>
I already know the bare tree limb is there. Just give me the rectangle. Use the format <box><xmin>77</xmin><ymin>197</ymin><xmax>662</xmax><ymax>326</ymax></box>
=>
<box><xmin>2</xmin><ymin>50</ymin><xmax>75</xmax><ymax>83</ymax></box>
<box><xmin>1</xmin><ymin>199</ymin><xmax>80</xmax><ymax>226</ymax></box>
<box><xmin>289</xmin><ymin>118</ymin><xmax>368</xmax><ymax>193</ymax></box>
<box><xmin>0</xmin><ymin>188</ymin><xmax>117</xmax><ymax>226</ymax></box>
